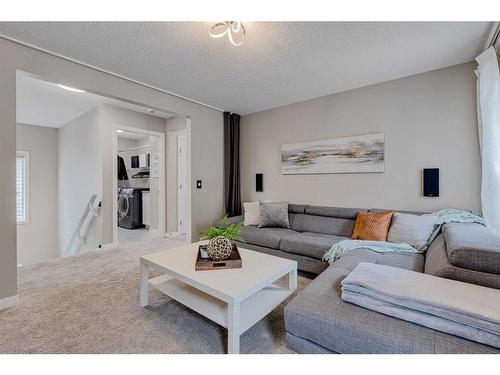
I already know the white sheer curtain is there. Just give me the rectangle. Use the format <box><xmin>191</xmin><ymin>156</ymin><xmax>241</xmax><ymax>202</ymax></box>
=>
<box><xmin>476</xmin><ymin>47</ymin><xmax>500</xmax><ymax>235</ymax></box>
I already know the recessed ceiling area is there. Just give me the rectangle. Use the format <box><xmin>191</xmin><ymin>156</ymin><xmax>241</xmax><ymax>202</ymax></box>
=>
<box><xmin>16</xmin><ymin>72</ymin><xmax>175</xmax><ymax>128</ymax></box>
<box><xmin>2</xmin><ymin>22</ymin><xmax>493</xmax><ymax>114</ymax></box>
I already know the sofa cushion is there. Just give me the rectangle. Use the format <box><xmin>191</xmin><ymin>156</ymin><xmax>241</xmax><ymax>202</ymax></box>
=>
<box><xmin>239</xmin><ymin>225</ymin><xmax>297</xmax><ymax>249</ymax></box>
<box><xmin>305</xmin><ymin>206</ymin><xmax>362</xmax><ymax>220</ymax></box>
<box><xmin>425</xmin><ymin>233</ymin><xmax>500</xmax><ymax>290</ymax></box>
<box><xmin>258</xmin><ymin>202</ymin><xmax>290</xmax><ymax>228</ymax></box>
<box><xmin>289</xmin><ymin>204</ymin><xmax>308</xmax><ymax>214</ymax></box>
<box><xmin>280</xmin><ymin>232</ymin><xmax>348</xmax><ymax>259</ymax></box>
<box><xmin>286</xmin><ymin>332</ymin><xmax>334</xmax><ymax>353</ymax></box>
<box><xmin>235</xmin><ymin>241</ymin><xmax>328</xmax><ymax>275</ymax></box>
<box><xmin>328</xmin><ymin>248</ymin><xmax>425</xmax><ymax>272</ymax></box>
<box><xmin>284</xmin><ymin>249</ymin><xmax>498</xmax><ymax>353</ymax></box>
<box><xmin>351</xmin><ymin>210</ymin><xmax>394</xmax><ymax>241</ymax></box>
<box><xmin>442</xmin><ymin>223</ymin><xmax>500</xmax><ymax>275</ymax></box>
<box><xmin>288</xmin><ymin>213</ymin><xmax>300</xmax><ymax>229</ymax></box>
<box><xmin>387</xmin><ymin>212</ymin><xmax>436</xmax><ymax>252</ymax></box>
<box><xmin>291</xmin><ymin>214</ymin><xmax>355</xmax><ymax>237</ymax></box>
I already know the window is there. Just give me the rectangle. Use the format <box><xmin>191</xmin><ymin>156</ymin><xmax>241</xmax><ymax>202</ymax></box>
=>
<box><xmin>16</xmin><ymin>151</ymin><xmax>29</xmax><ymax>224</ymax></box>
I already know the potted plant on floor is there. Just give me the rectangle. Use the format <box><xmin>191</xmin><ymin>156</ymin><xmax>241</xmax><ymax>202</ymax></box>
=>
<box><xmin>199</xmin><ymin>216</ymin><xmax>244</xmax><ymax>260</ymax></box>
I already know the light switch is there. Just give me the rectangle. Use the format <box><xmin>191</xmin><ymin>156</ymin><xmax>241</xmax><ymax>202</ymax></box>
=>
<box><xmin>196</xmin><ymin>180</ymin><xmax>202</xmax><ymax>189</ymax></box>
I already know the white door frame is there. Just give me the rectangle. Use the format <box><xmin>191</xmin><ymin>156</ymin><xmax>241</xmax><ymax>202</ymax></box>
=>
<box><xmin>177</xmin><ymin>134</ymin><xmax>187</xmax><ymax>234</ymax></box>
<box><xmin>111</xmin><ymin>125</ymin><xmax>166</xmax><ymax>248</ymax></box>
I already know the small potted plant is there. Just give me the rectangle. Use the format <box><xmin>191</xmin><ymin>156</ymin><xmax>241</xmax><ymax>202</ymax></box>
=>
<box><xmin>199</xmin><ymin>216</ymin><xmax>244</xmax><ymax>260</ymax></box>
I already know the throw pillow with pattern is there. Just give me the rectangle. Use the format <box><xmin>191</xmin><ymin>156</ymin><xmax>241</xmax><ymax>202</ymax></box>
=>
<box><xmin>351</xmin><ymin>210</ymin><xmax>394</xmax><ymax>241</ymax></box>
<box><xmin>258</xmin><ymin>202</ymin><xmax>290</xmax><ymax>228</ymax></box>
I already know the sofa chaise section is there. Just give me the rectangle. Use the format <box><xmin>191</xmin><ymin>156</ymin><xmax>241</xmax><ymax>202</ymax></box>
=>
<box><xmin>284</xmin><ymin>249</ymin><xmax>499</xmax><ymax>354</ymax></box>
<box><xmin>221</xmin><ymin>204</ymin><xmax>500</xmax><ymax>353</ymax></box>
<box><xmin>425</xmin><ymin>230</ymin><xmax>500</xmax><ymax>290</ymax></box>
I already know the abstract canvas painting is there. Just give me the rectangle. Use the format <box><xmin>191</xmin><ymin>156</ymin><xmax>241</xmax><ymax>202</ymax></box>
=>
<box><xmin>281</xmin><ymin>133</ymin><xmax>385</xmax><ymax>174</ymax></box>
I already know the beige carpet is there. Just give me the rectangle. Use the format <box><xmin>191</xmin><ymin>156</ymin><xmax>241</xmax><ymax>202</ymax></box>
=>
<box><xmin>0</xmin><ymin>236</ymin><xmax>311</xmax><ymax>354</ymax></box>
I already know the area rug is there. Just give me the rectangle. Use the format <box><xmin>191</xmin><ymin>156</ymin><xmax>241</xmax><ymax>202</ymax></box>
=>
<box><xmin>0</xmin><ymin>236</ymin><xmax>311</xmax><ymax>354</ymax></box>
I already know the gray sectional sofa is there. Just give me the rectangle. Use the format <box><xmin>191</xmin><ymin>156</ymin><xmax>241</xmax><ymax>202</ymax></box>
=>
<box><xmin>233</xmin><ymin>204</ymin><xmax>366</xmax><ymax>275</ymax></box>
<box><xmin>225</xmin><ymin>204</ymin><xmax>500</xmax><ymax>354</ymax></box>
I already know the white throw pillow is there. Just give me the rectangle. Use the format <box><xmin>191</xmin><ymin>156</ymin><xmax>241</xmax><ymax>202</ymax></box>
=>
<box><xmin>243</xmin><ymin>202</ymin><xmax>260</xmax><ymax>226</ymax></box>
<box><xmin>387</xmin><ymin>213</ymin><xmax>436</xmax><ymax>252</ymax></box>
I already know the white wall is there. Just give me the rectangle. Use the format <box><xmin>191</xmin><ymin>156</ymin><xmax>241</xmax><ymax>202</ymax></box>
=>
<box><xmin>241</xmin><ymin>63</ymin><xmax>481</xmax><ymax>212</ymax></box>
<box><xmin>117</xmin><ymin>137</ymin><xmax>138</xmax><ymax>166</ymax></box>
<box><xmin>16</xmin><ymin>123</ymin><xmax>59</xmax><ymax>265</ymax></box>
<box><xmin>0</xmin><ymin>37</ymin><xmax>223</xmax><ymax>302</ymax></box>
<box><xmin>117</xmin><ymin>137</ymin><xmax>151</xmax><ymax>190</ymax></box>
<box><xmin>58</xmin><ymin>106</ymin><xmax>104</xmax><ymax>255</ymax></box>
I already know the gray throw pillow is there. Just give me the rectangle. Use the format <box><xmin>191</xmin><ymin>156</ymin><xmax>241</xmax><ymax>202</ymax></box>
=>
<box><xmin>387</xmin><ymin>212</ymin><xmax>436</xmax><ymax>252</ymax></box>
<box><xmin>258</xmin><ymin>202</ymin><xmax>289</xmax><ymax>228</ymax></box>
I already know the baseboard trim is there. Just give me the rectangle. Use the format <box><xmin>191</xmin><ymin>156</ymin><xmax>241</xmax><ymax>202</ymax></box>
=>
<box><xmin>0</xmin><ymin>294</ymin><xmax>18</xmax><ymax>311</ymax></box>
<box><xmin>165</xmin><ymin>231</ymin><xmax>181</xmax><ymax>237</ymax></box>
<box><xmin>149</xmin><ymin>229</ymin><xmax>161</xmax><ymax>236</ymax></box>
<box><xmin>100</xmin><ymin>242</ymin><xmax>117</xmax><ymax>251</ymax></box>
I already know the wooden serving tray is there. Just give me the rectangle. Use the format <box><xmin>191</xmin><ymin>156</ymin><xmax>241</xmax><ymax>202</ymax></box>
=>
<box><xmin>195</xmin><ymin>244</ymin><xmax>242</xmax><ymax>271</ymax></box>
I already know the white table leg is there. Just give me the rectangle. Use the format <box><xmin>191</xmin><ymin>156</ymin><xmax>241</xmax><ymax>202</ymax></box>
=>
<box><xmin>288</xmin><ymin>268</ymin><xmax>297</xmax><ymax>291</ymax></box>
<box><xmin>140</xmin><ymin>262</ymin><xmax>149</xmax><ymax>307</ymax></box>
<box><xmin>227</xmin><ymin>302</ymin><xmax>241</xmax><ymax>354</ymax></box>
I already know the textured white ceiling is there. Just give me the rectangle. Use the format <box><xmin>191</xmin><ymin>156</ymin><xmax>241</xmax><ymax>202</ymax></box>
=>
<box><xmin>16</xmin><ymin>73</ymin><xmax>174</xmax><ymax>127</ymax></box>
<box><xmin>2</xmin><ymin>22</ymin><xmax>492</xmax><ymax>114</ymax></box>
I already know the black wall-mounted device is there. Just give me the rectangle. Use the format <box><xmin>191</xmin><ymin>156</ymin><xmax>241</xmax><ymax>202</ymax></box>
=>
<box><xmin>196</xmin><ymin>180</ymin><xmax>202</xmax><ymax>189</ymax></box>
<box><xmin>131</xmin><ymin>155</ymin><xmax>139</xmax><ymax>168</ymax></box>
<box><xmin>256</xmin><ymin>173</ymin><xmax>263</xmax><ymax>192</ymax></box>
<box><xmin>423</xmin><ymin>168</ymin><xmax>439</xmax><ymax>197</ymax></box>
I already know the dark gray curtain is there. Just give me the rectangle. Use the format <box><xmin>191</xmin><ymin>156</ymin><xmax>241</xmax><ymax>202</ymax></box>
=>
<box><xmin>224</xmin><ymin>112</ymin><xmax>241</xmax><ymax>217</ymax></box>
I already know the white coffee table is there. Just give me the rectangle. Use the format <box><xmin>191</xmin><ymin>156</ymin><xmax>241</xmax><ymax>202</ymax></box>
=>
<box><xmin>139</xmin><ymin>241</ymin><xmax>298</xmax><ymax>354</ymax></box>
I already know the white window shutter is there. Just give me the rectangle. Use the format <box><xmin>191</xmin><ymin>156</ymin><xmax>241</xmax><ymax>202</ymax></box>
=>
<box><xmin>16</xmin><ymin>152</ymin><xmax>29</xmax><ymax>223</ymax></box>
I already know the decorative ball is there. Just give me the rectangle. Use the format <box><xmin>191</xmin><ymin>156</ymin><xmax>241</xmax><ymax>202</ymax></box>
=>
<box><xmin>207</xmin><ymin>236</ymin><xmax>233</xmax><ymax>260</ymax></box>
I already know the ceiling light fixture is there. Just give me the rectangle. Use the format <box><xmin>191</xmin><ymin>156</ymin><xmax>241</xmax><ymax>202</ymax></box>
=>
<box><xmin>57</xmin><ymin>84</ymin><xmax>86</xmax><ymax>93</ymax></box>
<box><xmin>117</xmin><ymin>130</ymin><xmax>124</xmax><ymax>133</ymax></box>
<box><xmin>209</xmin><ymin>22</ymin><xmax>246</xmax><ymax>46</ymax></box>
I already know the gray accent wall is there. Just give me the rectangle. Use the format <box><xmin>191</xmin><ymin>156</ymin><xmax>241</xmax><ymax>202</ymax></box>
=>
<box><xmin>241</xmin><ymin>63</ymin><xmax>481</xmax><ymax>213</ymax></box>
<box><xmin>16</xmin><ymin>124</ymin><xmax>59</xmax><ymax>265</ymax></box>
<box><xmin>0</xmin><ymin>38</ymin><xmax>223</xmax><ymax>302</ymax></box>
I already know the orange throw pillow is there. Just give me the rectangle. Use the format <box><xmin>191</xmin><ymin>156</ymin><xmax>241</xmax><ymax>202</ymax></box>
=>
<box><xmin>351</xmin><ymin>211</ymin><xmax>395</xmax><ymax>241</ymax></box>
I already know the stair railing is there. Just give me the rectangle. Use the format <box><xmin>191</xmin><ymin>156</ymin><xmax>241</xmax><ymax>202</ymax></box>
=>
<box><xmin>65</xmin><ymin>194</ymin><xmax>100</xmax><ymax>256</ymax></box>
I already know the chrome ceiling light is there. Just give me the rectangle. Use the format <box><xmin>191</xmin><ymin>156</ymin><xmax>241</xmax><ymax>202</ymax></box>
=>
<box><xmin>209</xmin><ymin>22</ymin><xmax>246</xmax><ymax>46</ymax></box>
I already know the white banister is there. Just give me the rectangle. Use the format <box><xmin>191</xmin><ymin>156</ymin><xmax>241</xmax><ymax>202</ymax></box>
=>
<box><xmin>65</xmin><ymin>194</ymin><xmax>100</xmax><ymax>256</ymax></box>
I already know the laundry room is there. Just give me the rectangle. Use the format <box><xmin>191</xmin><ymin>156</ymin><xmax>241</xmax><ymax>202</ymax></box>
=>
<box><xmin>116</xmin><ymin>130</ymin><xmax>161</xmax><ymax>242</ymax></box>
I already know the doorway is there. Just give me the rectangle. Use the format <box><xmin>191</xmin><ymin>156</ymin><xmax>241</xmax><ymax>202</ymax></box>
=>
<box><xmin>15</xmin><ymin>70</ymin><xmax>191</xmax><ymax>263</ymax></box>
<box><xmin>112</xmin><ymin>126</ymin><xmax>166</xmax><ymax>247</ymax></box>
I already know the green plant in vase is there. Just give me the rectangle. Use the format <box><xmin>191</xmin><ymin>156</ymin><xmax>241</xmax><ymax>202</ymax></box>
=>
<box><xmin>199</xmin><ymin>216</ymin><xmax>245</xmax><ymax>260</ymax></box>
